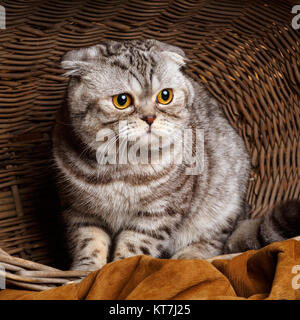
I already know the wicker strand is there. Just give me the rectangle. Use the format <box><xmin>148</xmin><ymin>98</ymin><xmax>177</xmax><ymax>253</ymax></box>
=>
<box><xmin>0</xmin><ymin>247</ymin><xmax>90</xmax><ymax>291</ymax></box>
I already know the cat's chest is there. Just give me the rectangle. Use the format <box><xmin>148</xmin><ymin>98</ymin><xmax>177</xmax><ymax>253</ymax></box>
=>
<box><xmin>88</xmin><ymin>180</ymin><xmax>155</xmax><ymax>214</ymax></box>
<box><xmin>85</xmin><ymin>180</ymin><xmax>170</xmax><ymax>231</ymax></box>
<box><xmin>75</xmin><ymin>165</ymin><xmax>182</xmax><ymax>229</ymax></box>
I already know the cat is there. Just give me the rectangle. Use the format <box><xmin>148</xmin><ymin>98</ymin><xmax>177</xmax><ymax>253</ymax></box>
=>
<box><xmin>53</xmin><ymin>39</ymin><xmax>300</xmax><ymax>271</ymax></box>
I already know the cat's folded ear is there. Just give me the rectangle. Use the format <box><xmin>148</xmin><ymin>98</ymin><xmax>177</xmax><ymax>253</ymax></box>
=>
<box><xmin>61</xmin><ymin>45</ymin><xmax>104</xmax><ymax>77</ymax></box>
<box><xmin>151</xmin><ymin>40</ymin><xmax>189</xmax><ymax>67</ymax></box>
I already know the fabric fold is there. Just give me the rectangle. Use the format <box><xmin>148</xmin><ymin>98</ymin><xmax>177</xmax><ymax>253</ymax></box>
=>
<box><xmin>0</xmin><ymin>239</ymin><xmax>299</xmax><ymax>300</ymax></box>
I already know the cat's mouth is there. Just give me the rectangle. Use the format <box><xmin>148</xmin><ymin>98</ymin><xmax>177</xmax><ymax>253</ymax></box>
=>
<box><xmin>136</xmin><ymin>130</ymin><xmax>157</xmax><ymax>144</ymax></box>
<box><xmin>136</xmin><ymin>129</ymin><xmax>174</xmax><ymax>149</ymax></box>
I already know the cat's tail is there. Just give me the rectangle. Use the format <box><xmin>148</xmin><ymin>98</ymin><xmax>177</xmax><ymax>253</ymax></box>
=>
<box><xmin>224</xmin><ymin>200</ymin><xmax>300</xmax><ymax>254</ymax></box>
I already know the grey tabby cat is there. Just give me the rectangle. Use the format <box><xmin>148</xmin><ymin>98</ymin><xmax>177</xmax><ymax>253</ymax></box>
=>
<box><xmin>53</xmin><ymin>39</ymin><xmax>300</xmax><ymax>271</ymax></box>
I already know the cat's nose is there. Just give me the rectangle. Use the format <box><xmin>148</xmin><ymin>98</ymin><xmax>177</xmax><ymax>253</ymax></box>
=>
<box><xmin>141</xmin><ymin>115</ymin><xmax>156</xmax><ymax>126</ymax></box>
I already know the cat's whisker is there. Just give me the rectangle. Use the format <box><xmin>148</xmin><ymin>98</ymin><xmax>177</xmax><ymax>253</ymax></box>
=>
<box><xmin>117</xmin><ymin>137</ymin><xmax>129</xmax><ymax>164</ymax></box>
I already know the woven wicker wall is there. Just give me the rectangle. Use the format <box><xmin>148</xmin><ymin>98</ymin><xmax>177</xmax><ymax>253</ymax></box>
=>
<box><xmin>0</xmin><ymin>0</ymin><xmax>299</xmax><ymax>266</ymax></box>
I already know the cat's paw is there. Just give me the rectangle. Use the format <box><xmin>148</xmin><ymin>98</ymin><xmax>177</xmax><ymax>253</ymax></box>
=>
<box><xmin>70</xmin><ymin>261</ymin><xmax>105</xmax><ymax>272</ymax></box>
<box><xmin>112</xmin><ymin>252</ymin><xmax>136</xmax><ymax>262</ymax></box>
<box><xmin>223</xmin><ymin>218</ymin><xmax>262</xmax><ymax>254</ymax></box>
<box><xmin>171</xmin><ymin>246</ymin><xmax>205</xmax><ymax>260</ymax></box>
<box><xmin>223</xmin><ymin>237</ymin><xmax>260</xmax><ymax>254</ymax></box>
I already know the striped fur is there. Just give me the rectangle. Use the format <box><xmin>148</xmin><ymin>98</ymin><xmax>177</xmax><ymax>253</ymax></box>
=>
<box><xmin>54</xmin><ymin>40</ymin><xmax>253</xmax><ymax>271</ymax></box>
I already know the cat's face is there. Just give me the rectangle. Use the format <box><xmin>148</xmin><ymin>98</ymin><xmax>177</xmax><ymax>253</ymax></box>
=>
<box><xmin>62</xmin><ymin>40</ymin><xmax>194</xmax><ymax>163</ymax></box>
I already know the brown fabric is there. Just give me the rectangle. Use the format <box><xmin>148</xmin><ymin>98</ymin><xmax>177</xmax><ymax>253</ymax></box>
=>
<box><xmin>1</xmin><ymin>239</ymin><xmax>300</xmax><ymax>300</ymax></box>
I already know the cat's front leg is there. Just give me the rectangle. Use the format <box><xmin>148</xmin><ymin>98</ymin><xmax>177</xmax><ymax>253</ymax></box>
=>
<box><xmin>64</xmin><ymin>214</ymin><xmax>111</xmax><ymax>271</ymax></box>
<box><xmin>112</xmin><ymin>229</ymin><xmax>170</xmax><ymax>261</ymax></box>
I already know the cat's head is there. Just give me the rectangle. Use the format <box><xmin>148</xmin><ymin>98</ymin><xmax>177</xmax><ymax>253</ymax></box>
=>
<box><xmin>61</xmin><ymin>40</ymin><xmax>195</xmax><ymax>164</ymax></box>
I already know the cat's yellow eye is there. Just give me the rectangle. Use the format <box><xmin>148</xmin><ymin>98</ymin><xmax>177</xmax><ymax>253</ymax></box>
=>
<box><xmin>156</xmin><ymin>88</ymin><xmax>173</xmax><ymax>105</ymax></box>
<box><xmin>112</xmin><ymin>93</ymin><xmax>132</xmax><ymax>109</ymax></box>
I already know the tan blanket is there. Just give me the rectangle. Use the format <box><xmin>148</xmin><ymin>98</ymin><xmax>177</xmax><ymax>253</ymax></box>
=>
<box><xmin>1</xmin><ymin>239</ymin><xmax>300</xmax><ymax>300</ymax></box>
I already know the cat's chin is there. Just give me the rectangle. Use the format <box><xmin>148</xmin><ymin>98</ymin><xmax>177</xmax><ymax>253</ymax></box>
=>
<box><xmin>136</xmin><ymin>131</ymin><xmax>174</xmax><ymax>151</ymax></box>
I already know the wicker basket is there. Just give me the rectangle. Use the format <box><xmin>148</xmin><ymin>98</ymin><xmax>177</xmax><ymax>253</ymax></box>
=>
<box><xmin>0</xmin><ymin>0</ymin><xmax>299</xmax><ymax>289</ymax></box>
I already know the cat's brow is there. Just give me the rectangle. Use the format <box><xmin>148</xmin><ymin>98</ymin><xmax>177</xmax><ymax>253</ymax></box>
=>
<box><xmin>129</xmin><ymin>75</ymin><xmax>143</xmax><ymax>95</ymax></box>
